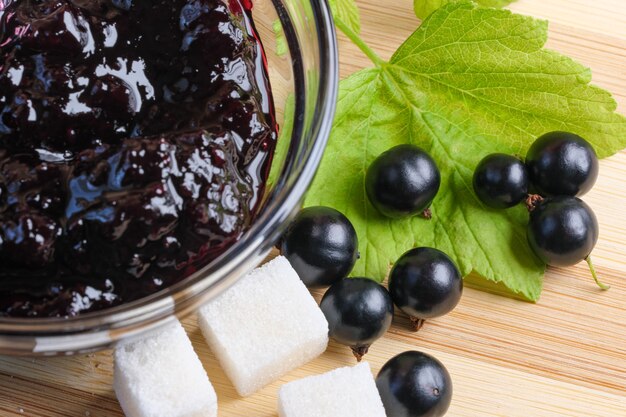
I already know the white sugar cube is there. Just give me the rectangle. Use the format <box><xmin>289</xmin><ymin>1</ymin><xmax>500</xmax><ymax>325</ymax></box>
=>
<box><xmin>278</xmin><ymin>362</ymin><xmax>387</xmax><ymax>417</ymax></box>
<box><xmin>197</xmin><ymin>255</ymin><xmax>328</xmax><ymax>396</ymax></box>
<box><xmin>114</xmin><ymin>320</ymin><xmax>217</xmax><ymax>417</ymax></box>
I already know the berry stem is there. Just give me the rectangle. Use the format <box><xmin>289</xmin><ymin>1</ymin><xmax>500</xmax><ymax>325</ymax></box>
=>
<box><xmin>410</xmin><ymin>317</ymin><xmax>426</xmax><ymax>332</ymax></box>
<box><xmin>333</xmin><ymin>17</ymin><xmax>385</xmax><ymax>67</ymax></box>
<box><xmin>525</xmin><ymin>194</ymin><xmax>544</xmax><ymax>212</ymax></box>
<box><xmin>351</xmin><ymin>345</ymin><xmax>370</xmax><ymax>362</ymax></box>
<box><xmin>421</xmin><ymin>208</ymin><xmax>432</xmax><ymax>220</ymax></box>
<box><xmin>585</xmin><ymin>256</ymin><xmax>610</xmax><ymax>290</ymax></box>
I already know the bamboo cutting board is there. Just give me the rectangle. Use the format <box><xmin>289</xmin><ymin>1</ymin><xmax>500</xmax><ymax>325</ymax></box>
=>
<box><xmin>1</xmin><ymin>0</ymin><xmax>625</xmax><ymax>415</ymax></box>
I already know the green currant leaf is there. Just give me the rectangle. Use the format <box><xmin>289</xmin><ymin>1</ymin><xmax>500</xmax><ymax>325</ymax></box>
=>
<box><xmin>329</xmin><ymin>0</ymin><xmax>361</xmax><ymax>34</ymax></box>
<box><xmin>304</xmin><ymin>2</ymin><xmax>626</xmax><ymax>301</ymax></box>
<box><xmin>268</xmin><ymin>95</ymin><xmax>294</xmax><ymax>187</ymax></box>
<box><xmin>272</xmin><ymin>20</ymin><xmax>288</xmax><ymax>57</ymax></box>
<box><xmin>415</xmin><ymin>0</ymin><xmax>515</xmax><ymax>20</ymax></box>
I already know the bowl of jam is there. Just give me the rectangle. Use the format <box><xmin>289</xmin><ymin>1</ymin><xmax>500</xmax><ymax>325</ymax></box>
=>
<box><xmin>0</xmin><ymin>0</ymin><xmax>337</xmax><ymax>354</ymax></box>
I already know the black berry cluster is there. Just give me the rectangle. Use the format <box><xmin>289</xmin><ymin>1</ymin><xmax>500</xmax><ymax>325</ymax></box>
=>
<box><xmin>473</xmin><ymin>131</ymin><xmax>607</xmax><ymax>289</ymax></box>
<box><xmin>281</xmin><ymin>206</ymin><xmax>463</xmax><ymax>357</ymax></box>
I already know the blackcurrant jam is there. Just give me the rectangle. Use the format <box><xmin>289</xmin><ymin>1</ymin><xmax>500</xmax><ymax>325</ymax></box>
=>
<box><xmin>0</xmin><ymin>0</ymin><xmax>278</xmax><ymax>317</ymax></box>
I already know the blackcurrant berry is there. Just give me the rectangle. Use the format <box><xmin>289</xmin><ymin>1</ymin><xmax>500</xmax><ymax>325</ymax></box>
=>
<box><xmin>528</xmin><ymin>197</ymin><xmax>597</xmax><ymax>266</ymax></box>
<box><xmin>389</xmin><ymin>247</ymin><xmax>463</xmax><ymax>331</ymax></box>
<box><xmin>528</xmin><ymin>196</ymin><xmax>608</xmax><ymax>289</ymax></box>
<box><xmin>366</xmin><ymin>144</ymin><xmax>440</xmax><ymax>219</ymax></box>
<box><xmin>473</xmin><ymin>153</ymin><xmax>529</xmax><ymax>209</ymax></box>
<box><xmin>280</xmin><ymin>206</ymin><xmax>359</xmax><ymax>288</ymax></box>
<box><xmin>376</xmin><ymin>351</ymin><xmax>453</xmax><ymax>417</ymax></box>
<box><xmin>526</xmin><ymin>131</ymin><xmax>599</xmax><ymax>197</ymax></box>
<box><xmin>319</xmin><ymin>277</ymin><xmax>394</xmax><ymax>361</ymax></box>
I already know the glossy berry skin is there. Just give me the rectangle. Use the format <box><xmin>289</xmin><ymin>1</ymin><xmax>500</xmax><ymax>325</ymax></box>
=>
<box><xmin>280</xmin><ymin>207</ymin><xmax>359</xmax><ymax>288</ymax></box>
<box><xmin>366</xmin><ymin>144</ymin><xmax>441</xmax><ymax>219</ymax></box>
<box><xmin>473</xmin><ymin>153</ymin><xmax>529</xmax><ymax>209</ymax></box>
<box><xmin>528</xmin><ymin>197</ymin><xmax>598</xmax><ymax>266</ymax></box>
<box><xmin>376</xmin><ymin>351</ymin><xmax>453</xmax><ymax>417</ymax></box>
<box><xmin>320</xmin><ymin>277</ymin><xmax>393</xmax><ymax>360</ymax></box>
<box><xmin>526</xmin><ymin>131</ymin><xmax>599</xmax><ymax>197</ymax></box>
<box><xmin>389</xmin><ymin>248</ymin><xmax>462</xmax><ymax>329</ymax></box>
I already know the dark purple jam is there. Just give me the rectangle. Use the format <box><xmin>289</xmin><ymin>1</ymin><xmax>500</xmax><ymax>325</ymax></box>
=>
<box><xmin>0</xmin><ymin>0</ymin><xmax>277</xmax><ymax>317</ymax></box>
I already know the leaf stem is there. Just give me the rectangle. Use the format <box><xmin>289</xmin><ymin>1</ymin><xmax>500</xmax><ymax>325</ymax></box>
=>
<box><xmin>585</xmin><ymin>256</ymin><xmax>610</xmax><ymax>290</ymax></box>
<box><xmin>334</xmin><ymin>17</ymin><xmax>385</xmax><ymax>67</ymax></box>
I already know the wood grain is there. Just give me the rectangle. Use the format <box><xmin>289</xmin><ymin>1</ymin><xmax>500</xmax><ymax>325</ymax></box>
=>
<box><xmin>1</xmin><ymin>0</ymin><xmax>625</xmax><ymax>416</ymax></box>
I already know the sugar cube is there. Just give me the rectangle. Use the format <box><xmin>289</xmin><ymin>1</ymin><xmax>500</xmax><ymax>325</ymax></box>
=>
<box><xmin>197</xmin><ymin>255</ymin><xmax>328</xmax><ymax>396</ymax></box>
<box><xmin>114</xmin><ymin>320</ymin><xmax>217</xmax><ymax>417</ymax></box>
<box><xmin>278</xmin><ymin>362</ymin><xmax>387</xmax><ymax>417</ymax></box>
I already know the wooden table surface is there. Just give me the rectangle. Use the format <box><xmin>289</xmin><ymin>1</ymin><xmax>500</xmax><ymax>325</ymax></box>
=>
<box><xmin>1</xmin><ymin>0</ymin><xmax>625</xmax><ymax>416</ymax></box>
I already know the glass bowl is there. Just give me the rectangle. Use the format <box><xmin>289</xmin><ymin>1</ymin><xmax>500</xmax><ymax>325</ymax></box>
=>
<box><xmin>0</xmin><ymin>0</ymin><xmax>338</xmax><ymax>355</ymax></box>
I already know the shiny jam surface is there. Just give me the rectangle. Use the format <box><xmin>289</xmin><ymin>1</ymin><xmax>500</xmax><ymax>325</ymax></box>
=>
<box><xmin>0</xmin><ymin>0</ymin><xmax>277</xmax><ymax>317</ymax></box>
